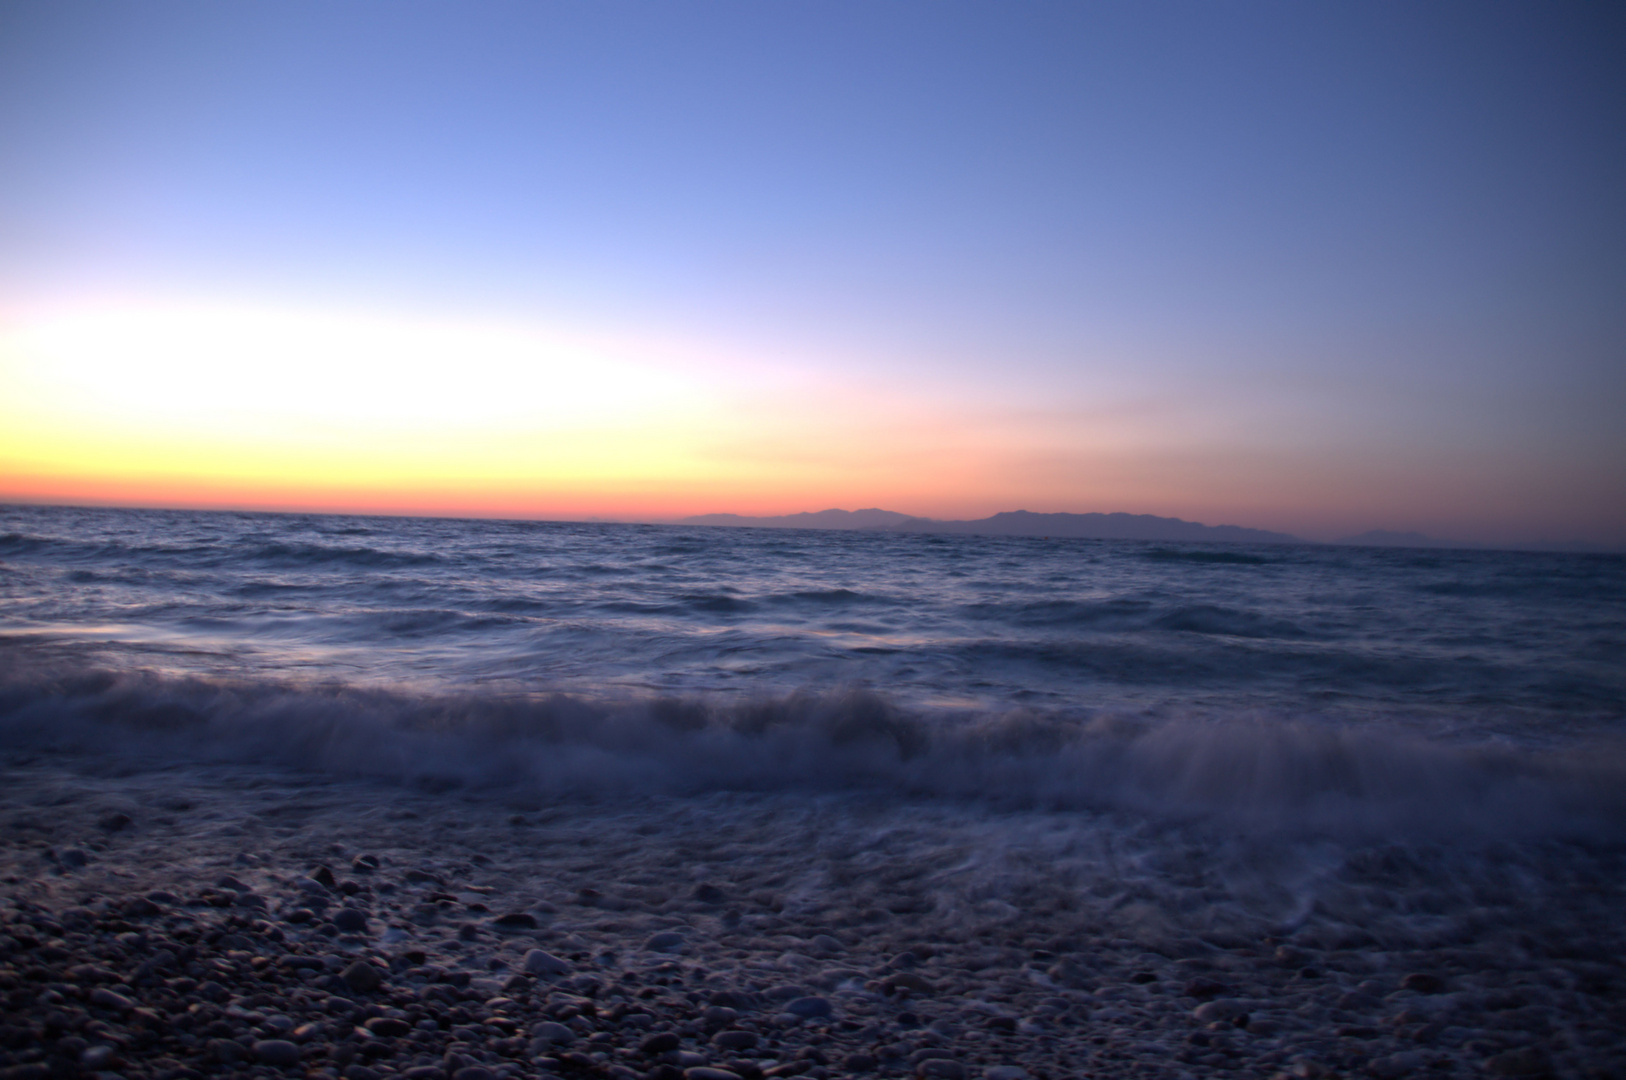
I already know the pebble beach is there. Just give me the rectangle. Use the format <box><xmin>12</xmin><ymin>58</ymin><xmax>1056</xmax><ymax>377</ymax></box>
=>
<box><xmin>4</xmin><ymin>751</ymin><xmax>1623</xmax><ymax>1080</ymax></box>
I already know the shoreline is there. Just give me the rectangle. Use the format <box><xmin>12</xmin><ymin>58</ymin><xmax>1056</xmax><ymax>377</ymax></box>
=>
<box><xmin>2</xmin><ymin>752</ymin><xmax>1622</xmax><ymax>1080</ymax></box>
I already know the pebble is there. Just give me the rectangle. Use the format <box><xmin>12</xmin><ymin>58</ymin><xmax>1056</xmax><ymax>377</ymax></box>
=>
<box><xmin>1400</xmin><ymin>971</ymin><xmax>1446</xmax><ymax>994</ymax></box>
<box><xmin>523</xmin><ymin>947</ymin><xmax>571</xmax><ymax>976</ymax></box>
<box><xmin>341</xmin><ymin>959</ymin><xmax>384</xmax><ymax>991</ymax></box>
<box><xmin>1484</xmin><ymin>1048</ymin><xmax>1552</xmax><ymax>1076</ymax></box>
<box><xmin>80</xmin><ymin>1045</ymin><xmax>118</xmax><ymax>1069</ymax></box>
<box><xmin>785</xmin><ymin>995</ymin><xmax>832</xmax><ymax>1018</ymax></box>
<box><xmin>254</xmin><ymin>1039</ymin><xmax>302</xmax><ymax>1066</ymax></box>
<box><xmin>332</xmin><ymin>907</ymin><xmax>370</xmax><ymax>932</ymax></box>
<box><xmin>365</xmin><ymin>1016</ymin><xmax>412</xmax><ymax>1036</ymax></box>
<box><xmin>2</xmin><ymin>763</ymin><xmax>1622</xmax><ymax>1080</ymax></box>
<box><xmin>646</xmin><ymin>930</ymin><xmax>687</xmax><ymax>951</ymax></box>
<box><xmin>1193</xmin><ymin>998</ymin><xmax>1247</xmax><ymax>1022</ymax></box>
<box><xmin>491</xmin><ymin>911</ymin><xmax>538</xmax><ymax>929</ymax></box>
<box><xmin>533</xmin><ymin>1020</ymin><xmax>576</xmax><ymax>1045</ymax></box>
<box><xmin>885</xmin><ymin>972</ymin><xmax>934</xmax><ymax>995</ymax></box>
<box><xmin>88</xmin><ymin>986</ymin><xmax>134</xmax><ymax>1011</ymax></box>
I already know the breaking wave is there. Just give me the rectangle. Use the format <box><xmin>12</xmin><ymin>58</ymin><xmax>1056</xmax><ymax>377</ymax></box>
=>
<box><xmin>2</xmin><ymin>655</ymin><xmax>1621</xmax><ymax>840</ymax></box>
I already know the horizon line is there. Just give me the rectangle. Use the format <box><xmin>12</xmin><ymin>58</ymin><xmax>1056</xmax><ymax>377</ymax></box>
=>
<box><xmin>4</xmin><ymin>496</ymin><xmax>1622</xmax><ymax>556</ymax></box>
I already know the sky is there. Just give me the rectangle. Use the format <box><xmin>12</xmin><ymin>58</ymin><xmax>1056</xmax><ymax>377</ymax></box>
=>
<box><xmin>1</xmin><ymin>2</ymin><xmax>1622</xmax><ymax>544</ymax></box>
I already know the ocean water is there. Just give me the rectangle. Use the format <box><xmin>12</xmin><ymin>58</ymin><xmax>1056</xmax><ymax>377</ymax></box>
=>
<box><xmin>2</xmin><ymin>503</ymin><xmax>1623</xmax><ymax>835</ymax></box>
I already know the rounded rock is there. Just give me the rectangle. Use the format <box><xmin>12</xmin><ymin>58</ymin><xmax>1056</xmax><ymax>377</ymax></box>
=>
<box><xmin>341</xmin><ymin>959</ymin><xmax>384</xmax><ymax>992</ymax></box>
<box><xmin>333</xmin><ymin>908</ymin><xmax>370</xmax><ymax>933</ymax></box>
<box><xmin>491</xmin><ymin>911</ymin><xmax>538</xmax><ymax>930</ymax></box>
<box><xmin>1193</xmin><ymin>998</ymin><xmax>1246</xmax><ymax>1023</ymax></box>
<box><xmin>984</xmin><ymin>1069</ymin><xmax>1029</xmax><ymax>1080</ymax></box>
<box><xmin>254</xmin><ymin>1039</ymin><xmax>302</xmax><ymax>1067</ymax></box>
<box><xmin>785</xmin><ymin>995</ymin><xmax>832</xmax><ymax>1018</ymax></box>
<box><xmin>641</xmin><ymin>1032</ymin><xmax>683</xmax><ymax>1054</ymax></box>
<box><xmin>712</xmin><ymin>1030</ymin><xmax>759</xmax><ymax>1051</ymax></box>
<box><xmin>645</xmin><ymin>931</ymin><xmax>687</xmax><ymax>952</ymax></box>
<box><xmin>523</xmin><ymin>948</ymin><xmax>571</xmax><ymax>977</ymax></box>
<box><xmin>532</xmin><ymin>1020</ymin><xmax>575</xmax><ymax>1045</ymax></box>
<box><xmin>917</xmin><ymin>1061</ymin><xmax>966</xmax><ymax>1080</ymax></box>
<box><xmin>80</xmin><ymin>1045</ymin><xmax>119</xmax><ymax>1069</ymax></box>
<box><xmin>88</xmin><ymin>986</ymin><xmax>134</xmax><ymax>1012</ymax></box>
<box><xmin>365</xmin><ymin>1016</ymin><xmax>412</xmax><ymax>1037</ymax></box>
<box><xmin>686</xmin><ymin>1070</ymin><xmax>742</xmax><ymax>1080</ymax></box>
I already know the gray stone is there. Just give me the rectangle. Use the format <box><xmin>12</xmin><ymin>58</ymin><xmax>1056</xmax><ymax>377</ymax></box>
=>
<box><xmin>532</xmin><ymin>1020</ymin><xmax>575</xmax><ymax>1045</ymax></box>
<box><xmin>88</xmin><ymin>987</ymin><xmax>133</xmax><ymax>1012</ymax></box>
<box><xmin>1193</xmin><ymin>998</ymin><xmax>1246</xmax><ymax>1023</ymax></box>
<box><xmin>341</xmin><ymin>959</ymin><xmax>384</xmax><ymax>992</ymax></box>
<box><xmin>80</xmin><ymin>1046</ymin><xmax>118</xmax><ymax>1069</ymax></box>
<box><xmin>1368</xmin><ymin>1051</ymin><xmax>1428</xmax><ymax>1079</ymax></box>
<box><xmin>984</xmin><ymin>1069</ymin><xmax>1029</xmax><ymax>1080</ymax></box>
<box><xmin>491</xmin><ymin>911</ymin><xmax>538</xmax><ymax>929</ymax></box>
<box><xmin>645</xmin><ymin>931</ymin><xmax>687</xmax><ymax>951</ymax></box>
<box><xmin>365</xmin><ymin>1016</ymin><xmax>412</xmax><ymax>1037</ymax></box>
<box><xmin>917</xmin><ymin>1061</ymin><xmax>965</xmax><ymax>1080</ymax></box>
<box><xmin>523</xmin><ymin>948</ymin><xmax>571</xmax><ymax>977</ymax></box>
<box><xmin>785</xmin><ymin>996</ymin><xmax>832</xmax><ymax>1018</ymax></box>
<box><xmin>685</xmin><ymin>1070</ymin><xmax>742</xmax><ymax>1080</ymax></box>
<box><xmin>1484</xmin><ymin>1048</ymin><xmax>1551</xmax><ymax>1076</ymax></box>
<box><xmin>254</xmin><ymin>1039</ymin><xmax>301</xmax><ymax>1067</ymax></box>
<box><xmin>332</xmin><ymin>907</ymin><xmax>369</xmax><ymax>933</ymax></box>
<box><xmin>713</xmin><ymin>1030</ymin><xmax>759</xmax><ymax>1051</ymax></box>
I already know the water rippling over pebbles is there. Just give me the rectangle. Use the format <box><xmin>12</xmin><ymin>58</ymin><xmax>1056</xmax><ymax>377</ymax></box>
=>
<box><xmin>1</xmin><ymin>760</ymin><xmax>1624</xmax><ymax>1080</ymax></box>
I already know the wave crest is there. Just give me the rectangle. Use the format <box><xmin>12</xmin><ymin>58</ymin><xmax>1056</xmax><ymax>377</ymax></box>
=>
<box><xmin>4</xmin><ymin>651</ymin><xmax>1622</xmax><ymax>841</ymax></box>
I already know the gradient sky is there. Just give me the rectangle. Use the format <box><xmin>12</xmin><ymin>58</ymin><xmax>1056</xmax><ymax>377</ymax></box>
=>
<box><xmin>1</xmin><ymin>1</ymin><xmax>1622</xmax><ymax>543</ymax></box>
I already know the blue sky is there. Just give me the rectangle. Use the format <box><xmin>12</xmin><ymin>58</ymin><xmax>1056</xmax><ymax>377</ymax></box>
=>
<box><xmin>1</xmin><ymin>1</ymin><xmax>1622</xmax><ymax>542</ymax></box>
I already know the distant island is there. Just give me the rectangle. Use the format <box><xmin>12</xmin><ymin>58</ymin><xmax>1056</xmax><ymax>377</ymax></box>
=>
<box><xmin>682</xmin><ymin>508</ymin><xmax>917</xmax><ymax>530</ymax></box>
<box><xmin>680</xmin><ymin>508</ymin><xmax>1303</xmax><ymax>544</ymax></box>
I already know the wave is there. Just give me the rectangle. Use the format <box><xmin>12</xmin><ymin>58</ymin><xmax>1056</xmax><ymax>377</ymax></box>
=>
<box><xmin>1152</xmin><ymin>604</ymin><xmax>1312</xmax><ymax>639</ymax></box>
<box><xmin>2</xmin><ymin>651</ymin><xmax>1620</xmax><ymax>840</ymax></box>
<box><xmin>244</xmin><ymin>541</ymin><xmax>444</xmax><ymax>569</ymax></box>
<box><xmin>1</xmin><ymin>530</ymin><xmax>444</xmax><ymax>572</ymax></box>
<box><xmin>1143</xmin><ymin>548</ymin><xmax>1271</xmax><ymax>565</ymax></box>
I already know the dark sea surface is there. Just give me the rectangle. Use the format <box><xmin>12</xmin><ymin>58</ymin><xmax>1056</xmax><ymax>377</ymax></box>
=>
<box><xmin>2</xmin><ymin>503</ymin><xmax>1623</xmax><ymax>832</ymax></box>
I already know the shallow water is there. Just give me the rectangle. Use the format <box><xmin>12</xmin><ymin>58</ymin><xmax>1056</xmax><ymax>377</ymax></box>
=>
<box><xmin>2</xmin><ymin>504</ymin><xmax>1623</xmax><ymax>834</ymax></box>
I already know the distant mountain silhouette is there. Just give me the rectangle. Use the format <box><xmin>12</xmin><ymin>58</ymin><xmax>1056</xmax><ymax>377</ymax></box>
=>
<box><xmin>682</xmin><ymin>508</ymin><xmax>916</xmax><ymax>529</ymax></box>
<box><xmin>683</xmin><ymin>508</ymin><xmax>1301</xmax><ymax>544</ymax></box>
<box><xmin>891</xmin><ymin>510</ymin><xmax>1301</xmax><ymax>544</ymax></box>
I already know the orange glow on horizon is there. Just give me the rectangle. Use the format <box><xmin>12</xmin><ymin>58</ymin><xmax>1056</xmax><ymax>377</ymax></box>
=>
<box><xmin>8</xmin><ymin>296</ymin><xmax>1615</xmax><ymax>544</ymax></box>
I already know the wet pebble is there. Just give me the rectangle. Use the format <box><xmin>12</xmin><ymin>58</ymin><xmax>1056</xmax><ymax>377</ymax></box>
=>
<box><xmin>332</xmin><ymin>907</ymin><xmax>369</xmax><ymax>933</ymax></box>
<box><xmin>341</xmin><ymin>959</ymin><xmax>384</xmax><ymax>991</ymax></box>
<box><xmin>524</xmin><ymin>947</ymin><xmax>571</xmax><ymax>976</ymax></box>
<box><xmin>254</xmin><ymin>1039</ymin><xmax>301</xmax><ymax>1066</ymax></box>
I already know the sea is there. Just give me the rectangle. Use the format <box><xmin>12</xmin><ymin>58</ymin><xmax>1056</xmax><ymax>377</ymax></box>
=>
<box><xmin>2</xmin><ymin>502</ymin><xmax>1623</xmax><ymax>836</ymax></box>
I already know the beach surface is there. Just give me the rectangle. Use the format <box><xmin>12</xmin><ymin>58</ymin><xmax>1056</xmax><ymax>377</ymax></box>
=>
<box><xmin>4</xmin><ymin>749</ymin><xmax>1623</xmax><ymax>1080</ymax></box>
